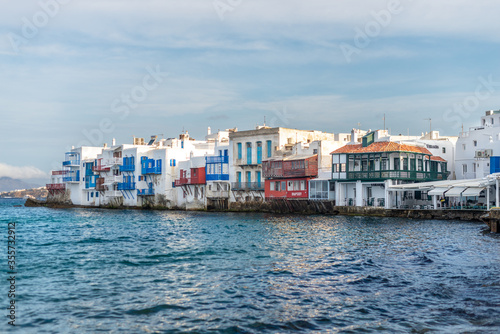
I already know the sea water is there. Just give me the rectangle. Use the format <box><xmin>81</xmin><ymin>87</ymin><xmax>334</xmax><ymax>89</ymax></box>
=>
<box><xmin>1</xmin><ymin>198</ymin><xmax>499</xmax><ymax>333</ymax></box>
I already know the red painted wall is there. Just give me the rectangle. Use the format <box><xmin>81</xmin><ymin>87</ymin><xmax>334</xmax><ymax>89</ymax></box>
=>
<box><xmin>265</xmin><ymin>177</ymin><xmax>311</xmax><ymax>199</ymax></box>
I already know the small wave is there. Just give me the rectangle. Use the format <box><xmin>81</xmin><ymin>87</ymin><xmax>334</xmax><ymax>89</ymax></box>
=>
<box><xmin>126</xmin><ymin>304</ymin><xmax>191</xmax><ymax>315</ymax></box>
<box><xmin>76</xmin><ymin>237</ymin><xmax>111</xmax><ymax>244</ymax></box>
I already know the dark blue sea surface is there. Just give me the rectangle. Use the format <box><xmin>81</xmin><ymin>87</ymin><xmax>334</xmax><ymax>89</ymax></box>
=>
<box><xmin>1</xmin><ymin>198</ymin><xmax>499</xmax><ymax>333</ymax></box>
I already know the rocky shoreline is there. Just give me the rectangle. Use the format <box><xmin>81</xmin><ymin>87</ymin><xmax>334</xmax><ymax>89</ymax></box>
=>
<box><xmin>24</xmin><ymin>198</ymin><xmax>491</xmax><ymax>224</ymax></box>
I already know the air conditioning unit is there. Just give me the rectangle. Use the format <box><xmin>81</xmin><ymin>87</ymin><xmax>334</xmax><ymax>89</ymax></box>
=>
<box><xmin>484</xmin><ymin>149</ymin><xmax>493</xmax><ymax>157</ymax></box>
<box><xmin>475</xmin><ymin>151</ymin><xmax>483</xmax><ymax>158</ymax></box>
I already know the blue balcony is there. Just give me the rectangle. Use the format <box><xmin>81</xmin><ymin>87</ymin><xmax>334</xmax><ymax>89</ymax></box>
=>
<box><xmin>117</xmin><ymin>182</ymin><xmax>136</xmax><ymax>190</ymax></box>
<box><xmin>120</xmin><ymin>156</ymin><xmax>135</xmax><ymax>172</ymax></box>
<box><xmin>137</xmin><ymin>188</ymin><xmax>155</xmax><ymax>196</ymax></box>
<box><xmin>206</xmin><ymin>155</ymin><xmax>229</xmax><ymax>181</ymax></box>
<box><xmin>206</xmin><ymin>156</ymin><xmax>229</xmax><ymax>164</ymax></box>
<box><xmin>63</xmin><ymin>171</ymin><xmax>80</xmax><ymax>183</ymax></box>
<box><xmin>63</xmin><ymin>152</ymin><xmax>80</xmax><ymax>166</ymax></box>
<box><xmin>141</xmin><ymin>157</ymin><xmax>162</xmax><ymax>175</ymax></box>
<box><xmin>206</xmin><ymin>174</ymin><xmax>229</xmax><ymax>181</ymax></box>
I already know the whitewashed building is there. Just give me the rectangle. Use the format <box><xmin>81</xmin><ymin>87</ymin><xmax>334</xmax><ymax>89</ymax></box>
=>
<box><xmin>229</xmin><ymin>126</ymin><xmax>348</xmax><ymax>203</ymax></box>
<box><xmin>455</xmin><ymin>110</ymin><xmax>500</xmax><ymax>180</ymax></box>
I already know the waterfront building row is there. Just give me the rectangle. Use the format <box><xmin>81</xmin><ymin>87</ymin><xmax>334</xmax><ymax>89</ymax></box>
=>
<box><xmin>47</xmin><ymin>110</ymin><xmax>500</xmax><ymax>210</ymax></box>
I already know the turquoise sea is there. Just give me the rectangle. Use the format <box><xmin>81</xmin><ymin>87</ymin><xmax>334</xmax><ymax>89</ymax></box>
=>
<box><xmin>1</xmin><ymin>198</ymin><xmax>499</xmax><ymax>333</ymax></box>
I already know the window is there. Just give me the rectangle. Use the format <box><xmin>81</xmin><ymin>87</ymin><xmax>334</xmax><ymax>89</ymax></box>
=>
<box><xmin>270</xmin><ymin>182</ymin><xmax>275</xmax><ymax>191</ymax></box>
<box><xmin>381</xmin><ymin>158</ymin><xmax>387</xmax><ymax>170</ymax></box>
<box><xmin>300</xmin><ymin>181</ymin><xmax>306</xmax><ymax>190</ymax></box>
<box><xmin>341</xmin><ymin>163</ymin><xmax>346</xmax><ymax>172</ymax></box>
<box><xmin>267</xmin><ymin>140</ymin><xmax>272</xmax><ymax>158</ymax></box>
<box><xmin>462</xmin><ymin>164</ymin><xmax>467</xmax><ymax>174</ymax></box>
<box><xmin>361</xmin><ymin>160</ymin><xmax>368</xmax><ymax>171</ymax></box>
<box><xmin>473</xmin><ymin>140</ymin><xmax>477</xmax><ymax>147</ymax></box>
<box><xmin>463</xmin><ymin>144</ymin><xmax>466</xmax><ymax>151</ymax></box>
<box><xmin>257</xmin><ymin>142</ymin><xmax>262</xmax><ymax>164</ymax></box>
<box><xmin>403</xmin><ymin>158</ymin><xmax>408</xmax><ymax>170</ymax></box>
<box><xmin>237</xmin><ymin>143</ymin><xmax>242</xmax><ymax>160</ymax></box>
<box><xmin>237</xmin><ymin>172</ymin><xmax>242</xmax><ymax>184</ymax></box>
<box><xmin>367</xmin><ymin>187</ymin><xmax>372</xmax><ymax>198</ymax></box>
<box><xmin>418</xmin><ymin>159</ymin><xmax>423</xmax><ymax>171</ymax></box>
<box><xmin>246</xmin><ymin>142</ymin><xmax>252</xmax><ymax>164</ymax></box>
<box><xmin>313</xmin><ymin>149</ymin><xmax>318</xmax><ymax>154</ymax></box>
<box><xmin>281</xmin><ymin>181</ymin><xmax>286</xmax><ymax>191</ymax></box>
<box><xmin>442</xmin><ymin>147</ymin><xmax>446</xmax><ymax>154</ymax></box>
<box><xmin>394</xmin><ymin>158</ymin><xmax>400</xmax><ymax>170</ymax></box>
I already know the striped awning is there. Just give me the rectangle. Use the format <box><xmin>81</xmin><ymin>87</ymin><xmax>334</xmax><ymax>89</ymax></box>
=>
<box><xmin>444</xmin><ymin>187</ymin><xmax>466</xmax><ymax>197</ymax></box>
<box><xmin>461</xmin><ymin>187</ymin><xmax>485</xmax><ymax>197</ymax></box>
<box><xmin>428</xmin><ymin>187</ymin><xmax>448</xmax><ymax>196</ymax></box>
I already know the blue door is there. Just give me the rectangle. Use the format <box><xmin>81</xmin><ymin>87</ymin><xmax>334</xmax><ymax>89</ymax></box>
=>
<box><xmin>246</xmin><ymin>171</ymin><xmax>251</xmax><ymax>188</ymax></box>
<box><xmin>247</xmin><ymin>143</ymin><xmax>252</xmax><ymax>164</ymax></box>
<box><xmin>257</xmin><ymin>142</ymin><xmax>262</xmax><ymax>164</ymax></box>
<box><xmin>256</xmin><ymin>171</ymin><xmax>261</xmax><ymax>188</ymax></box>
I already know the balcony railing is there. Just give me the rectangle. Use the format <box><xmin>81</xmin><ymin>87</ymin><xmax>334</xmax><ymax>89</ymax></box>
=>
<box><xmin>52</xmin><ymin>170</ymin><xmax>68</xmax><ymax>176</ymax></box>
<box><xmin>231</xmin><ymin>182</ymin><xmax>264</xmax><ymax>191</ymax></box>
<box><xmin>62</xmin><ymin>160</ymin><xmax>80</xmax><ymax>167</ymax></box>
<box><xmin>117</xmin><ymin>182</ymin><xmax>136</xmax><ymax>190</ymax></box>
<box><xmin>142</xmin><ymin>166</ymin><xmax>161</xmax><ymax>175</ymax></box>
<box><xmin>206</xmin><ymin>174</ymin><xmax>230</xmax><ymax>181</ymax></box>
<box><xmin>107</xmin><ymin>158</ymin><xmax>122</xmax><ymax>165</ymax></box>
<box><xmin>120</xmin><ymin>165</ymin><xmax>135</xmax><ymax>172</ymax></box>
<box><xmin>104</xmin><ymin>176</ymin><xmax>122</xmax><ymax>183</ymax></box>
<box><xmin>137</xmin><ymin>189</ymin><xmax>155</xmax><ymax>196</ymax></box>
<box><xmin>206</xmin><ymin>156</ymin><xmax>229</xmax><ymax>164</ymax></box>
<box><xmin>63</xmin><ymin>176</ymin><xmax>80</xmax><ymax>182</ymax></box>
<box><xmin>93</xmin><ymin>165</ymin><xmax>111</xmax><ymax>172</ymax></box>
<box><xmin>174</xmin><ymin>176</ymin><xmax>206</xmax><ymax>187</ymax></box>
<box><xmin>340</xmin><ymin>170</ymin><xmax>449</xmax><ymax>181</ymax></box>
<box><xmin>46</xmin><ymin>183</ymin><xmax>65</xmax><ymax>190</ymax></box>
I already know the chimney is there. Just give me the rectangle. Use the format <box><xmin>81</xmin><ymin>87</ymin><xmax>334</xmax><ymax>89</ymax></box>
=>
<box><xmin>351</xmin><ymin>129</ymin><xmax>358</xmax><ymax>144</ymax></box>
<box><xmin>112</xmin><ymin>138</ymin><xmax>116</xmax><ymax>146</ymax></box>
<box><xmin>207</xmin><ymin>127</ymin><xmax>211</xmax><ymax>135</ymax></box>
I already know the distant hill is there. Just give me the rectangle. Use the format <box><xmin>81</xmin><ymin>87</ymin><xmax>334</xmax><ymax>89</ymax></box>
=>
<box><xmin>0</xmin><ymin>177</ymin><xmax>41</xmax><ymax>192</ymax></box>
<box><xmin>0</xmin><ymin>187</ymin><xmax>47</xmax><ymax>200</ymax></box>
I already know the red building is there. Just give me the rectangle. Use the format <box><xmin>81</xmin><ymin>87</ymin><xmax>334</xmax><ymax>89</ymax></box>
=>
<box><xmin>174</xmin><ymin>167</ymin><xmax>206</xmax><ymax>187</ymax></box>
<box><xmin>262</xmin><ymin>155</ymin><xmax>318</xmax><ymax>199</ymax></box>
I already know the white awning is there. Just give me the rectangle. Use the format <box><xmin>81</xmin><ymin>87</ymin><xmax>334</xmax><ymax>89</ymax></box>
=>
<box><xmin>444</xmin><ymin>187</ymin><xmax>466</xmax><ymax>197</ymax></box>
<box><xmin>462</xmin><ymin>187</ymin><xmax>485</xmax><ymax>197</ymax></box>
<box><xmin>428</xmin><ymin>187</ymin><xmax>448</xmax><ymax>196</ymax></box>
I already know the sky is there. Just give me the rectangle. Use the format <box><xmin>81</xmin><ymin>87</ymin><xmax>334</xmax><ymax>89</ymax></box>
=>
<box><xmin>1</xmin><ymin>0</ymin><xmax>500</xmax><ymax>181</ymax></box>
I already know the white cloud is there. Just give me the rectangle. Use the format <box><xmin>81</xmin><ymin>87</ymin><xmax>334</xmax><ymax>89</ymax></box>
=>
<box><xmin>0</xmin><ymin>163</ymin><xmax>48</xmax><ymax>179</ymax></box>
